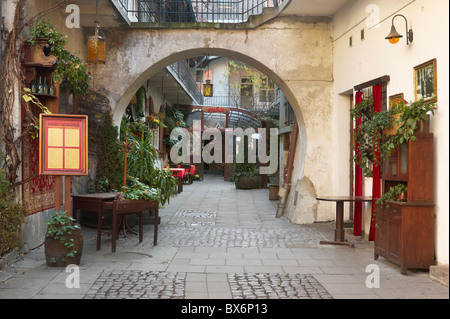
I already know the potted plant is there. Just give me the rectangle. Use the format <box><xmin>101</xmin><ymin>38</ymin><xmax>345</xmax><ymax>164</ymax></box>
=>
<box><xmin>382</xmin><ymin>97</ymin><xmax>436</xmax><ymax>157</ymax></box>
<box><xmin>351</xmin><ymin>96</ymin><xmax>436</xmax><ymax>177</ymax></box>
<box><xmin>44</xmin><ymin>210</ymin><xmax>83</xmax><ymax>267</ymax></box>
<box><xmin>26</xmin><ymin>20</ymin><xmax>91</xmax><ymax>95</ymax></box>
<box><xmin>375</xmin><ymin>184</ymin><xmax>408</xmax><ymax>210</ymax></box>
<box><xmin>232</xmin><ymin>136</ymin><xmax>264</xmax><ymax>189</ymax></box>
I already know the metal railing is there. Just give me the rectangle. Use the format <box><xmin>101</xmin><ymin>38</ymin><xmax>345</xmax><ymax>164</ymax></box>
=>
<box><xmin>166</xmin><ymin>60</ymin><xmax>204</xmax><ymax>104</ymax></box>
<box><xmin>114</xmin><ymin>0</ymin><xmax>285</xmax><ymax>24</ymax></box>
<box><xmin>202</xmin><ymin>93</ymin><xmax>276</xmax><ymax>112</ymax></box>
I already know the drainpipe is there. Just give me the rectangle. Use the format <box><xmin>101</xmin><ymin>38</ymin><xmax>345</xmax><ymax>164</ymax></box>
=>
<box><xmin>276</xmin><ymin>117</ymin><xmax>298</xmax><ymax>218</ymax></box>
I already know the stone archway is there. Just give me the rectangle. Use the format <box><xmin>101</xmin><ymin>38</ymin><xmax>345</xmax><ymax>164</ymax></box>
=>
<box><xmin>89</xmin><ymin>17</ymin><xmax>337</xmax><ymax>223</ymax></box>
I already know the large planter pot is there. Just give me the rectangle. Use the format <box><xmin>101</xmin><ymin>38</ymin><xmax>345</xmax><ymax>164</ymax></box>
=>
<box><xmin>235</xmin><ymin>174</ymin><xmax>265</xmax><ymax>189</ymax></box>
<box><xmin>45</xmin><ymin>224</ymin><xmax>83</xmax><ymax>267</ymax></box>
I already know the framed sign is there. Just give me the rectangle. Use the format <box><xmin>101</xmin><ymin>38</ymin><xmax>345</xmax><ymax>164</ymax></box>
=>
<box><xmin>414</xmin><ymin>59</ymin><xmax>437</xmax><ymax>102</ymax></box>
<box><xmin>39</xmin><ymin>114</ymin><xmax>88</xmax><ymax>176</ymax></box>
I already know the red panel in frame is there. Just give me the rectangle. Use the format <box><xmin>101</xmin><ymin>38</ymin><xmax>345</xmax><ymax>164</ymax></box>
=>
<box><xmin>39</xmin><ymin>114</ymin><xmax>88</xmax><ymax>176</ymax></box>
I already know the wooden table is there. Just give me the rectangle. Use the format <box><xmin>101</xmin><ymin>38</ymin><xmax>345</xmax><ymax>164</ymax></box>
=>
<box><xmin>72</xmin><ymin>192</ymin><xmax>120</xmax><ymax>250</ymax></box>
<box><xmin>316</xmin><ymin>196</ymin><xmax>372</xmax><ymax>248</ymax></box>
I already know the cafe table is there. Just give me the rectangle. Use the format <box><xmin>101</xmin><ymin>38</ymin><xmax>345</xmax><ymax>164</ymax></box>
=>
<box><xmin>71</xmin><ymin>192</ymin><xmax>120</xmax><ymax>250</ymax></box>
<box><xmin>164</xmin><ymin>167</ymin><xmax>188</xmax><ymax>192</ymax></box>
<box><xmin>316</xmin><ymin>196</ymin><xmax>372</xmax><ymax>248</ymax></box>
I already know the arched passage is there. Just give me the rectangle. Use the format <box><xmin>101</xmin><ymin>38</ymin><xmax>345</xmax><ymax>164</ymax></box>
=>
<box><xmin>90</xmin><ymin>19</ymin><xmax>336</xmax><ymax>223</ymax></box>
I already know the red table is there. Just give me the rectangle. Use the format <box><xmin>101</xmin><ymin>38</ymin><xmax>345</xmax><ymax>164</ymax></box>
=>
<box><xmin>164</xmin><ymin>168</ymin><xmax>188</xmax><ymax>192</ymax></box>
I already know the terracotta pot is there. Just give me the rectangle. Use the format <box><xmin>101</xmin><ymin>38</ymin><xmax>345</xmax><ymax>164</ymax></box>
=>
<box><xmin>383</xmin><ymin>114</ymin><xmax>402</xmax><ymax>136</ymax></box>
<box><xmin>396</xmin><ymin>191</ymin><xmax>407</xmax><ymax>202</ymax></box>
<box><xmin>22</xmin><ymin>39</ymin><xmax>57</xmax><ymax>66</ymax></box>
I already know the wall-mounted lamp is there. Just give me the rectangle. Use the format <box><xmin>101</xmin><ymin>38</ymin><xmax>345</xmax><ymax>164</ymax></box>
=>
<box><xmin>87</xmin><ymin>0</ymin><xmax>106</xmax><ymax>63</ymax></box>
<box><xmin>385</xmin><ymin>14</ymin><xmax>413</xmax><ymax>45</ymax></box>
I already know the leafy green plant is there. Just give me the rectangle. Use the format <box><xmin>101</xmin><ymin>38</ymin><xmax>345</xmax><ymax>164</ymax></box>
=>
<box><xmin>124</xmin><ymin>126</ymin><xmax>177</xmax><ymax>206</ymax></box>
<box><xmin>45</xmin><ymin>210</ymin><xmax>80</xmax><ymax>263</ymax></box>
<box><xmin>164</xmin><ymin>105</ymin><xmax>186</xmax><ymax>131</ymax></box>
<box><xmin>375</xmin><ymin>184</ymin><xmax>408</xmax><ymax>209</ymax></box>
<box><xmin>0</xmin><ymin>168</ymin><xmax>27</xmax><ymax>257</ymax></box>
<box><xmin>383</xmin><ymin>97</ymin><xmax>436</xmax><ymax>157</ymax></box>
<box><xmin>351</xmin><ymin>96</ymin><xmax>393</xmax><ymax>176</ymax></box>
<box><xmin>28</xmin><ymin>20</ymin><xmax>90</xmax><ymax>94</ymax></box>
<box><xmin>350</xmin><ymin>96</ymin><xmax>436</xmax><ymax>177</ymax></box>
<box><xmin>90</xmin><ymin>112</ymin><xmax>124</xmax><ymax>192</ymax></box>
<box><xmin>123</xmin><ymin>177</ymin><xmax>160</xmax><ymax>202</ymax></box>
<box><xmin>232</xmin><ymin>135</ymin><xmax>259</xmax><ymax>181</ymax></box>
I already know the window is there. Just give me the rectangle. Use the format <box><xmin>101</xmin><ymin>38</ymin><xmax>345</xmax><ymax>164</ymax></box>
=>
<box><xmin>240</xmin><ymin>77</ymin><xmax>253</xmax><ymax>108</ymax></box>
<box><xmin>259</xmin><ymin>77</ymin><xmax>276</xmax><ymax>103</ymax></box>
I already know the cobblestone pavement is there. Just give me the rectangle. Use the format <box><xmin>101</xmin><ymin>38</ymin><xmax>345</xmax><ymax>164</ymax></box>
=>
<box><xmin>84</xmin><ymin>270</ymin><xmax>186</xmax><ymax>299</ymax></box>
<box><xmin>1</xmin><ymin>175</ymin><xmax>448</xmax><ymax>300</ymax></box>
<box><xmin>227</xmin><ymin>273</ymin><xmax>333</xmax><ymax>299</ymax></box>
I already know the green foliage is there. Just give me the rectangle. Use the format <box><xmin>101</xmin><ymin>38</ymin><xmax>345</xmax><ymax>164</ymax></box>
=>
<box><xmin>350</xmin><ymin>96</ymin><xmax>436</xmax><ymax>177</ymax></box>
<box><xmin>45</xmin><ymin>210</ymin><xmax>80</xmax><ymax>263</ymax></box>
<box><xmin>0</xmin><ymin>169</ymin><xmax>27</xmax><ymax>257</ymax></box>
<box><xmin>375</xmin><ymin>184</ymin><xmax>408</xmax><ymax>210</ymax></box>
<box><xmin>90</xmin><ymin>112</ymin><xmax>124</xmax><ymax>192</ymax></box>
<box><xmin>385</xmin><ymin>97</ymin><xmax>436</xmax><ymax>154</ymax></box>
<box><xmin>28</xmin><ymin>20</ymin><xmax>90</xmax><ymax>94</ymax></box>
<box><xmin>260</xmin><ymin>115</ymin><xmax>279</xmax><ymax>128</ymax></box>
<box><xmin>232</xmin><ymin>136</ymin><xmax>259</xmax><ymax>181</ymax></box>
<box><xmin>351</xmin><ymin>97</ymin><xmax>393</xmax><ymax>176</ymax></box>
<box><xmin>164</xmin><ymin>105</ymin><xmax>186</xmax><ymax>131</ymax></box>
<box><xmin>122</xmin><ymin>177</ymin><xmax>160</xmax><ymax>202</ymax></box>
<box><xmin>124</xmin><ymin>124</ymin><xmax>178</xmax><ymax>206</ymax></box>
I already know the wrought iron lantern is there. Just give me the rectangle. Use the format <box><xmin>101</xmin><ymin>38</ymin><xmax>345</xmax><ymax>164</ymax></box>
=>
<box><xmin>203</xmin><ymin>79</ymin><xmax>213</xmax><ymax>97</ymax></box>
<box><xmin>87</xmin><ymin>0</ymin><xmax>106</xmax><ymax>63</ymax></box>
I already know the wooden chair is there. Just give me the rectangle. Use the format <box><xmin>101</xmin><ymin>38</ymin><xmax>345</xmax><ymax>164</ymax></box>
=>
<box><xmin>102</xmin><ymin>199</ymin><xmax>159</xmax><ymax>253</ymax></box>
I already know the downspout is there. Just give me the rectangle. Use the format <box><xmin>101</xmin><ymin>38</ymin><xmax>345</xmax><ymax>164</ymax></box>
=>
<box><xmin>276</xmin><ymin>117</ymin><xmax>298</xmax><ymax>218</ymax></box>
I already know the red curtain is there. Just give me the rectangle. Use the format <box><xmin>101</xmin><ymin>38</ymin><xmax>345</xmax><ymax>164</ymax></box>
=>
<box><xmin>353</xmin><ymin>91</ymin><xmax>363</xmax><ymax>236</ymax></box>
<box><xmin>369</xmin><ymin>85</ymin><xmax>382</xmax><ymax>241</ymax></box>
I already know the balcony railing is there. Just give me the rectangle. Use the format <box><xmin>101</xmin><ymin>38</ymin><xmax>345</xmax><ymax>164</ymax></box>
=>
<box><xmin>202</xmin><ymin>93</ymin><xmax>277</xmax><ymax>113</ymax></box>
<box><xmin>114</xmin><ymin>0</ymin><xmax>285</xmax><ymax>24</ymax></box>
<box><xmin>167</xmin><ymin>60</ymin><xmax>204</xmax><ymax>105</ymax></box>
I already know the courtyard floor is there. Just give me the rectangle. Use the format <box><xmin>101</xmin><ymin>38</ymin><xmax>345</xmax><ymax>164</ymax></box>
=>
<box><xmin>0</xmin><ymin>175</ymin><xmax>448</xmax><ymax>300</ymax></box>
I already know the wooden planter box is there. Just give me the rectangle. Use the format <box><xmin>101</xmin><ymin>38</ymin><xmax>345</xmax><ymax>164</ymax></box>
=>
<box><xmin>235</xmin><ymin>174</ymin><xmax>265</xmax><ymax>189</ymax></box>
<box><xmin>45</xmin><ymin>224</ymin><xmax>83</xmax><ymax>267</ymax></box>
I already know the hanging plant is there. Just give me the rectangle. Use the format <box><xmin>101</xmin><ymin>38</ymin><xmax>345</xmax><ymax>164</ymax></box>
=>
<box><xmin>28</xmin><ymin>20</ymin><xmax>91</xmax><ymax>94</ymax></box>
<box><xmin>351</xmin><ymin>95</ymin><xmax>436</xmax><ymax>177</ymax></box>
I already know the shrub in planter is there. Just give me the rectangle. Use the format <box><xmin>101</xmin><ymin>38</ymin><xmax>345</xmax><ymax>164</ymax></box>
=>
<box><xmin>45</xmin><ymin>211</ymin><xmax>83</xmax><ymax>267</ymax></box>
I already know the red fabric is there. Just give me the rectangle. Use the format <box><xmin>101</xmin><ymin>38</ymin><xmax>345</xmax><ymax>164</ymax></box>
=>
<box><xmin>21</xmin><ymin>103</ymin><xmax>57</xmax><ymax>215</ymax></box>
<box><xmin>369</xmin><ymin>85</ymin><xmax>382</xmax><ymax>241</ymax></box>
<box><xmin>353</xmin><ymin>91</ymin><xmax>363</xmax><ymax>236</ymax></box>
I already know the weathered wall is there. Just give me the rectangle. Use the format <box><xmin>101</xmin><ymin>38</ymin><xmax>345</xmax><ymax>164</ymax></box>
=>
<box><xmin>89</xmin><ymin>16</ymin><xmax>337</xmax><ymax>222</ymax></box>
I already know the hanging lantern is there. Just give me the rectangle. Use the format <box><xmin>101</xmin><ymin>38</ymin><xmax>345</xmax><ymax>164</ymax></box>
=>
<box><xmin>203</xmin><ymin>79</ymin><xmax>213</xmax><ymax>97</ymax></box>
<box><xmin>87</xmin><ymin>21</ymin><xmax>106</xmax><ymax>64</ymax></box>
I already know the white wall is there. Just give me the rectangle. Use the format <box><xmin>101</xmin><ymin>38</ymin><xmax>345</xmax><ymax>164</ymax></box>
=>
<box><xmin>333</xmin><ymin>0</ymin><xmax>449</xmax><ymax>265</ymax></box>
